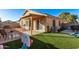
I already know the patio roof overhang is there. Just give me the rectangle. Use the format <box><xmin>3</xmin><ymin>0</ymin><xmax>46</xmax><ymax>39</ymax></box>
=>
<box><xmin>20</xmin><ymin>14</ymin><xmax>46</xmax><ymax>20</ymax></box>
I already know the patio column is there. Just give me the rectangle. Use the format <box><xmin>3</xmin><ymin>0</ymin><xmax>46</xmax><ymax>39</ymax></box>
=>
<box><xmin>33</xmin><ymin>20</ymin><xmax>36</xmax><ymax>30</ymax></box>
<box><xmin>30</xmin><ymin>17</ymin><xmax>33</xmax><ymax>35</ymax></box>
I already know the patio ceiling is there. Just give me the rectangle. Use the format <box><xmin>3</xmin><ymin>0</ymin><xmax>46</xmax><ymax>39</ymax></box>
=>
<box><xmin>21</xmin><ymin>14</ymin><xmax>46</xmax><ymax>20</ymax></box>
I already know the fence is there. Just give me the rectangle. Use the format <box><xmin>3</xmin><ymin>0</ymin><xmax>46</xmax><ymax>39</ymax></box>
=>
<box><xmin>0</xmin><ymin>31</ymin><xmax>21</xmax><ymax>44</ymax></box>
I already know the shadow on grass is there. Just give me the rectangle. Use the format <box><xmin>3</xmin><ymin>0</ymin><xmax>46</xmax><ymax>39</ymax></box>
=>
<box><xmin>29</xmin><ymin>37</ymin><xmax>58</xmax><ymax>49</ymax></box>
<box><xmin>3</xmin><ymin>39</ymin><xmax>22</xmax><ymax>49</ymax></box>
<box><xmin>3</xmin><ymin>36</ymin><xmax>59</xmax><ymax>49</ymax></box>
<box><xmin>3</xmin><ymin>37</ymin><xmax>58</xmax><ymax>49</ymax></box>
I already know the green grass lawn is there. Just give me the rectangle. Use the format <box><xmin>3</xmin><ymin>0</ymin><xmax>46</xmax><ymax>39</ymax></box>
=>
<box><xmin>3</xmin><ymin>33</ymin><xmax>79</xmax><ymax>49</ymax></box>
<box><xmin>30</xmin><ymin>33</ymin><xmax>79</xmax><ymax>49</ymax></box>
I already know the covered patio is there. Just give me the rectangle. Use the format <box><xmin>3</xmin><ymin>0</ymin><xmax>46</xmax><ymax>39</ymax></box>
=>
<box><xmin>20</xmin><ymin>14</ymin><xmax>47</xmax><ymax>35</ymax></box>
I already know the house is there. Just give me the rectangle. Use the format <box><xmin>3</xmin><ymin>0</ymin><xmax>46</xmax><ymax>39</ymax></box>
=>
<box><xmin>19</xmin><ymin>10</ymin><xmax>67</xmax><ymax>35</ymax></box>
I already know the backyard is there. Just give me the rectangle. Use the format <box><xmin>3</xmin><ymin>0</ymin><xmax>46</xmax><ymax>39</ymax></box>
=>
<box><xmin>3</xmin><ymin>33</ymin><xmax>79</xmax><ymax>49</ymax></box>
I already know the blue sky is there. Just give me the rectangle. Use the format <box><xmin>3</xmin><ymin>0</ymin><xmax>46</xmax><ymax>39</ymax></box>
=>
<box><xmin>0</xmin><ymin>9</ymin><xmax>25</xmax><ymax>21</ymax></box>
<box><xmin>0</xmin><ymin>9</ymin><xmax>79</xmax><ymax>21</ymax></box>
<box><xmin>32</xmin><ymin>9</ymin><xmax>79</xmax><ymax>16</ymax></box>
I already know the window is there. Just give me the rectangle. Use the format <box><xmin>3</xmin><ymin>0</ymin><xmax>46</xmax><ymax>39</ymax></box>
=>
<box><xmin>53</xmin><ymin>20</ymin><xmax>55</xmax><ymax>27</ymax></box>
<box><xmin>21</xmin><ymin>19</ymin><xmax>29</xmax><ymax>27</ymax></box>
<box><xmin>24</xmin><ymin>20</ymin><xmax>29</xmax><ymax>26</ymax></box>
<box><xmin>21</xmin><ymin>19</ymin><xmax>29</xmax><ymax>30</ymax></box>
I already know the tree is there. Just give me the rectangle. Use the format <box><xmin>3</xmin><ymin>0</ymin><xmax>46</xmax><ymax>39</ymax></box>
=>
<box><xmin>59</xmin><ymin>12</ymin><xmax>70</xmax><ymax>20</ymax></box>
<box><xmin>58</xmin><ymin>12</ymin><xmax>78</xmax><ymax>23</ymax></box>
<box><xmin>71</xmin><ymin>15</ymin><xmax>78</xmax><ymax>23</ymax></box>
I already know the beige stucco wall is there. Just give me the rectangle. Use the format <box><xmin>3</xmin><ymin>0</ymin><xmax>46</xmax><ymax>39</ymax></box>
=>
<box><xmin>46</xmin><ymin>17</ymin><xmax>53</xmax><ymax>28</ymax></box>
<box><xmin>55</xmin><ymin>19</ymin><xmax>61</xmax><ymax>29</ymax></box>
<box><xmin>33</xmin><ymin>18</ymin><xmax>46</xmax><ymax>32</ymax></box>
<box><xmin>45</xmin><ymin>16</ymin><xmax>63</xmax><ymax>32</ymax></box>
<box><xmin>39</xmin><ymin>18</ymin><xmax>46</xmax><ymax>32</ymax></box>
